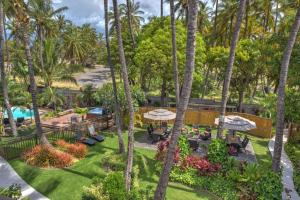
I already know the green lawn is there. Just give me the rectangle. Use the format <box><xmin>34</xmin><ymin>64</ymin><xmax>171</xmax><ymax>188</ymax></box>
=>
<box><xmin>9</xmin><ymin>129</ymin><xmax>217</xmax><ymax>200</ymax></box>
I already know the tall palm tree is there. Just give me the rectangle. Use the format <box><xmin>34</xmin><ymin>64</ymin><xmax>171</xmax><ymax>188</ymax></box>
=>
<box><xmin>125</xmin><ymin>0</ymin><xmax>136</xmax><ymax>48</ymax></box>
<box><xmin>170</xmin><ymin>0</ymin><xmax>180</xmax><ymax>105</ymax></box>
<box><xmin>28</xmin><ymin>0</ymin><xmax>68</xmax><ymax>86</ymax></box>
<box><xmin>104</xmin><ymin>0</ymin><xmax>125</xmax><ymax>154</ymax></box>
<box><xmin>154</xmin><ymin>0</ymin><xmax>198</xmax><ymax>199</ymax></box>
<box><xmin>272</xmin><ymin>7</ymin><xmax>300</xmax><ymax>172</ymax></box>
<box><xmin>13</xmin><ymin>0</ymin><xmax>49</xmax><ymax>146</ymax></box>
<box><xmin>212</xmin><ymin>0</ymin><xmax>220</xmax><ymax>45</ymax></box>
<box><xmin>112</xmin><ymin>0</ymin><xmax>135</xmax><ymax>192</ymax></box>
<box><xmin>0</xmin><ymin>0</ymin><xmax>17</xmax><ymax>136</ymax></box>
<box><xmin>217</xmin><ymin>0</ymin><xmax>246</xmax><ymax>138</ymax></box>
<box><xmin>161</xmin><ymin>0</ymin><xmax>164</xmax><ymax>18</ymax></box>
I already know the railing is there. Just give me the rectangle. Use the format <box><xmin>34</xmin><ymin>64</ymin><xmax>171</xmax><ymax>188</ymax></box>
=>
<box><xmin>137</xmin><ymin>107</ymin><xmax>273</xmax><ymax>138</ymax></box>
<box><xmin>0</xmin><ymin>129</ymin><xmax>75</xmax><ymax>160</ymax></box>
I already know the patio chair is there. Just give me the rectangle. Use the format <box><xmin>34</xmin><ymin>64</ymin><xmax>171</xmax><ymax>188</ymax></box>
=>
<box><xmin>74</xmin><ymin>132</ymin><xmax>96</xmax><ymax>146</ymax></box>
<box><xmin>16</xmin><ymin>117</ymin><xmax>25</xmax><ymax>127</ymax></box>
<box><xmin>3</xmin><ymin>118</ymin><xmax>9</xmax><ymax>126</ymax></box>
<box><xmin>87</xmin><ymin>125</ymin><xmax>105</xmax><ymax>142</ymax></box>
<box><xmin>238</xmin><ymin>136</ymin><xmax>249</xmax><ymax>152</ymax></box>
<box><xmin>188</xmin><ymin>139</ymin><xmax>199</xmax><ymax>151</ymax></box>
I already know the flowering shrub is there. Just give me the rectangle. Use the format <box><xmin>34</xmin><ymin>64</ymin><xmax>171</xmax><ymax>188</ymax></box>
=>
<box><xmin>155</xmin><ymin>140</ymin><xmax>179</xmax><ymax>163</ymax></box>
<box><xmin>23</xmin><ymin>145</ymin><xmax>73</xmax><ymax>168</ymax></box>
<box><xmin>55</xmin><ymin>140</ymin><xmax>87</xmax><ymax>159</ymax></box>
<box><xmin>181</xmin><ymin>155</ymin><xmax>221</xmax><ymax>175</ymax></box>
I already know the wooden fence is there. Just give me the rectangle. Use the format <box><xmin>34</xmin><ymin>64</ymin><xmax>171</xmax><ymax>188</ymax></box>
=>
<box><xmin>0</xmin><ymin>129</ymin><xmax>75</xmax><ymax>160</ymax></box>
<box><xmin>137</xmin><ymin>107</ymin><xmax>273</xmax><ymax>138</ymax></box>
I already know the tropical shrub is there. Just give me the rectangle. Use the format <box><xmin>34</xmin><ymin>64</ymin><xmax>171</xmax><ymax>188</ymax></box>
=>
<box><xmin>254</xmin><ymin>171</ymin><xmax>282</xmax><ymax>200</ymax></box>
<box><xmin>103</xmin><ymin>172</ymin><xmax>127</xmax><ymax>200</ymax></box>
<box><xmin>170</xmin><ymin>167</ymin><xmax>198</xmax><ymax>186</ymax></box>
<box><xmin>82</xmin><ymin>184</ymin><xmax>109</xmax><ymax>200</ymax></box>
<box><xmin>207</xmin><ymin>139</ymin><xmax>228</xmax><ymax>164</ymax></box>
<box><xmin>0</xmin><ymin>184</ymin><xmax>22</xmax><ymax>200</ymax></box>
<box><xmin>23</xmin><ymin>145</ymin><xmax>73</xmax><ymax>168</ymax></box>
<box><xmin>101</xmin><ymin>151</ymin><xmax>126</xmax><ymax>171</ymax></box>
<box><xmin>177</xmin><ymin>135</ymin><xmax>190</xmax><ymax>159</ymax></box>
<box><xmin>181</xmin><ymin>155</ymin><xmax>221</xmax><ymax>176</ymax></box>
<box><xmin>55</xmin><ymin>140</ymin><xmax>87</xmax><ymax>159</ymax></box>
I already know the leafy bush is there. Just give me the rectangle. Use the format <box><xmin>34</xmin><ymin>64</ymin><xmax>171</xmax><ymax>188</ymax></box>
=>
<box><xmin>207</xmin><ymin>139</ymin><xmax>228</xmax><ymax>164</ymax></box>
<box><xmin>101</xmin><ymin>151</ymin><xmax>126</xmax><ymax>171</ymax></box>
<box><xmin>74</xmin><ymin>107</ymin><xmax>88</xmax><ymax>115</ymax></box>
<box><xmin>103</xmin><ymin>172</ymin><xmax>127</xmax><ymax>200</ymax></box>
<box><xmin>82</xmin><ymin>184</ymin><xmax>109</xmax><ymax>200</ymax></box>
<box><xmin>0</xmin><ymin>184</ymin><xmax>22</xmax><ymax>200</ymax></box>
<box><xmin>56</xmin><ymin>140</ymin><xmax>87</xmax><ymax>159</ymax></box>
<box><xmin>177</xmin><ymin>135</ymin><xmax>190</xmax><ymax>159</ymax></box>
<box><xmin>254</xmin><ymin>171</ymin><xmax>282</xmax><ymax>200</ymax></box>
<box><xmin>23</xmin><ymin>145</ymin><xmax>73</xmax><ymax>168</ymax></box>
<box><xmin>181</xmin><ymin>155</ymin><xmax>221</xmax><ymax>176</ymax></box>
<box><xmin>170</xmin><ymin>167</ymin><xmax>198</xmax><ymax>186</ymax></box>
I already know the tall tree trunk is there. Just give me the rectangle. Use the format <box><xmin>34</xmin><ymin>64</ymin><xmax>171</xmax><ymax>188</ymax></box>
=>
<box><xmin>0</xmin><ymin>1</ymin><xmax>17</xmax><ymax>137</ymax></box>
<box><xmin>274</xmin><ymin>1</ymin><xmax>279</xmax><ymax>33</ymax></box>
<box><xmin>170</xmin><ymin>0</ymin><xmax>180</xmax><ymax>106</ymax></box>
<box><xmin>3</xmin><ymin>13</ymin><xmax>10</xmax><ymax>73</ymax></box>
<box><xmin>212</xmin><ymin>0</ymin><xmax>219</xmax><ymax>46</ymax></box>
<box><xmin>161</xmin><ymin>0</ymin><xmax>163</xmax><ymax>18</ymax></box>
<box><xmin>201</xmin><ymin>64</ymin><xmax>210</xmax><ymax>99</ymax></box>
<box><xmin>37</xmin><ymin>26</ymin><xmax>45</xmax><ymax>86</ymax></box>
<box><xmin>104</xmin><ymin>0</ymin><xmax>125</xmax><ymax>154</ymax></box>
<box><xmin>160</xmin><ymin>78</ymin><xmax>167</xmax><ymax>107</ymax></box>
<box><xmin>112</xmin><ymin>0</ymin><xmax>135</xmax><ymax>192</ymax></box>
<box><xmin>217</xmin><ymin>0</ymin><xmax>246</xmax><ymax>138</ymax></box>
<box><xmin>154</xmin><ymin>0</ymin><xmax>198</xmax><ymax>199</ymax></box>
<box><xmin>238</xmin><ymin>89</ymin><xmax>244</xmax><ymax>112</ymax></box>
<box><xmin>126</xmin><ymin>0</ymin><xmax>136</xmax><ymax>48</ymax></box>
<box><xmin>272</xmin><ymin>7</ymin><xmax>300</xmax><ymax>172</ymax></box>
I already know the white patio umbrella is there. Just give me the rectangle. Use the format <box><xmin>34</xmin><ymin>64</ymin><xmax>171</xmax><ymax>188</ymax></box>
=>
<box><xmin>214</xmin><ymin>115</ymin><xmax>256</xmax><ymax>132</ymax></box>
<box><xmin>143</xmin><ymin>109</ymin><xmax>176</xmax><ymax>121</ymax></box>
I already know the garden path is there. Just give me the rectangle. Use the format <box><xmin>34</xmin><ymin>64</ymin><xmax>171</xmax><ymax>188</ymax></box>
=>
<box><xmin>74</xmin><ymin>65</ymin><xmax>111</xmax><ymax>88</ymax></box>
<box><xmin>269</xmin><ymin>130</ymin><xmax>300</xmax><ymax>200</ymax></box>
<box><xmin>0</xmin><ymin>156</ymin><xmax>49</xmax><ymax>200</ymax></box>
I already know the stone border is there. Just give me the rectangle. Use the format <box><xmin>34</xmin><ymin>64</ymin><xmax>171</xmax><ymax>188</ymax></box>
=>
<box><xmin>268</xmin><ymin>133</ymin><xmax>300</xmax><ymax>200</ymax></box>
<box><xmin>0</xmin><ymin>156</ymin><xmax>49</xmax><ymax>200</ymax></box>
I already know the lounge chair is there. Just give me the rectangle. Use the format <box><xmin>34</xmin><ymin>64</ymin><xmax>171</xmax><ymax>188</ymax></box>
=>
<box><xmin>74</xmin><ymin>132</ymin><xmax>96</xmax><ymax>146</ymax></box>
<box><xmin>16</xmin><ymin>117</ymin><xmax>25</xmax><ymax>127</ymax></box>
<box><xmin>87</xmin><ymin>125</ymin><xmax>105</xmax><ymax>142</ymax></box>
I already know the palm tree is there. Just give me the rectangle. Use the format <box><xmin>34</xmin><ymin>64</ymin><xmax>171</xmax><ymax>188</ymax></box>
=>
<box><xmin>0</xmin><ymin>0</ymin><xmax>17</xmax><ymax>136</ymax></box>
<box><xmin>28</xmin><ymin>0</ymin><xmax>68</xmax><ymax>84</ymax></box>
<box><xmin>104</xmin><ymin>0</ymin><xmax>125</xmax><ymax>154</ymax></box>
<box><xmin>170</xmin><ymin>0</ymin><xmax>180</xmax><ymax>105</ymax></box>
<box><xmin>212</xmin><ymin>0</ymin><xmax>220</xmax><ymax>45</ymax></box>
<box><xmin>272</xmin><ymin>7</ymin><xmax>300</xmax><ymax>172</ymax></box>
<box><xmin>154</xmin><ymin>0</ymin><xmax>198</xmax><ymax>199</ymax></box>
<box><xmin>125</xmin><ymin>0</ymin><xmax>136</xmax><ymax>48</ymax></box>
<box><xmin>161</xmin><ymin>0</ymin><xmax>164</xmax><ymax>18</ymax></box>
<box><xmin>13</xmin><ymin>0</ymin><xmax>49</xmax><ymax>146</ymax></box>
<box><xmin>112</xmin><ymin>0</ymin><xmax>135</xmax><ymax>192</ymax></box>
<box><xmin>217</xmin><ymin>0</ymin><xmax>246</xmax><ymax>138</ymax></box>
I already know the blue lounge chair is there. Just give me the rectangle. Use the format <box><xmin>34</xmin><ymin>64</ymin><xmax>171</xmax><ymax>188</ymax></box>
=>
<box><xmin>74</xmin><ymin>132</ymin><xmax>96</xmax><ymax>146</ymax></box>
<box><xmin>88</xmin><ymin>125</ymin><xmax>105</xmax><ymax>142</ymax></box>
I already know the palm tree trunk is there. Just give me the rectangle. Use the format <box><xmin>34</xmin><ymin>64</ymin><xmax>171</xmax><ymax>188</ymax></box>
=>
<box><xmin>22</xmin><ymin>24</ymin><xmax>49</xmax><ymax>146</ymax></box>
<box><xmin>238</xmin><ymin>89</ymin><xmax>244</xmax><ymax>112</ymax></box>
<box><xmin>217</xmin><ymin>0</ymin><xmax>246</xmax><ymax>138</ymax></box>
<box><xmin>0</xmin><ymin>1</ymin><xmax>17</xmax><ymax>137</ymax></box>
<box><xmin>212</xmin><ymin>0</ymin><xmax>219</xmax><ymax>46</ymax></box>
<box><xmin>161</xmin><ymin>0</ymin><xmax>163</xmax><ymax>18</ymax></box>
<box><xmin>274</xmin><ymin>1</ymin><xmax>279</xmax><ymax>33</ymax></box>
<box><xmin>38</xmin><ymin>26</ymin><xmax>46</xmax><ymax>86</ymax></box>
<box><xmin>104</xmin><ymin>0</ymin><xmax>125</xmax><ymax>154</ymax></box>
<box><xmin>112</xmin><ymin>0</ymin><xmax>135</xmax><ymax>192</ymax></box>
<box><xmin>126</xmin><ymin>0</ymin><xmax>136</xmax><ymax>48</ymax></box>
<box><xmin>154</xmin><ymin>0</ymin><xmax>198</xmax><ymax>199</ymax></box>
<box><xmin>3</xmin><ymin>12</ymin><xmax>10</xmax><ymax>73</ymax></box>
<box><xmin>201</xmin><ymin>64</ymin><xmax>210</xmax><ymax>99</ymax></box>
<box><xmin>170</xmin><ymin>0</ymin><xmax>180</xmax><ymax>106</ymax></box>
<box><xmin>272</xmin><ymin>7</ymin><xmax>300</xmax><ymax>172</ymax></box>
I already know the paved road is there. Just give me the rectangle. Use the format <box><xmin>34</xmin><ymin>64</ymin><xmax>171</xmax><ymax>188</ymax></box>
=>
<box><xmin>74</xmin><ymin>65</ymin><xmax>111</xmax><ymax>88</ymax></box>
<box><xmin>0</xmin><ymin>156</ymin><xmax>49</xmax><ymax>200</ymax></box>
